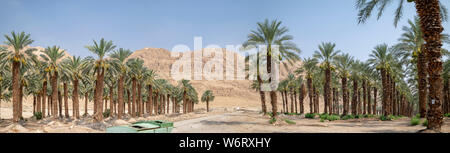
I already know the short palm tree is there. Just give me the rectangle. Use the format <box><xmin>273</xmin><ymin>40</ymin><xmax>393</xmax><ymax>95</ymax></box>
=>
<box><xmin>201</xmin><ymin>90</ymin><xmax>215</xmax><ymax>112</ymax></box>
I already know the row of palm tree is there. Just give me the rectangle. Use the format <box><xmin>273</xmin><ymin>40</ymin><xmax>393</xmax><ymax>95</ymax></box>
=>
<box><xmin>246</xmin><ymin>13</ymin><xmax>449</xmax><ymax>133</ymax></box>
<box><xmin>0</xmin><ymin>33</ymin><xmax>215</xmax><ymax>122</ymax></box>
<box><xmin>244</xmin><ymin>0</ymin><xmax>449</xmax><ymax>132</ymax></box>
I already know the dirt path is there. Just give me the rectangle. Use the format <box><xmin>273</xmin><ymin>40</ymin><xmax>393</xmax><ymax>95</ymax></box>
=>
<box><xmin>172</xmin><ymin>110</ymin><xmax>450</xmax><ymax>133</ymax></box>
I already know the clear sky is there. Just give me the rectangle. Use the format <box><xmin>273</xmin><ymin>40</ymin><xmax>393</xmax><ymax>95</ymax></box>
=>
<box><xmin>1</xmin><ymin>0</ymin><xmax>449</xmax><ymax>61</ymax></box>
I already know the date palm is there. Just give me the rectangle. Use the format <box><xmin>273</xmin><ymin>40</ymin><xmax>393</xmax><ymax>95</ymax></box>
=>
<box><xmin>368</xmin><ymin>44</ymin><xmax>394</xmax><ymax>116</ymax></box>
<box><xmin>110</xmin><ymin>48</ymin><xmax>132</xmax><ymax>119</ymax></box>
<box><xmin>41</xmin><ymin>46</ymin><xmax>66</xmax><ymax>118</ymax></box>
<box><xmin>243</xmin><ymin>19</ymin><xmax>301</xmax><ymax>118</ymax></box>
<box><xmin>1</xmin><ymin>31</ymin><xmax>36</xmax><ymax>122</ymax></box>
<box><xmin>62</xmin><ymin>56</ymin><xmax>84</xmax><ymax>118</ymax></box>
<box><xmin>201</xmin><ymin>90</ymin><xmax>215</xmax><ymax>112</ymax></box>
<box><xmin>334</xmin><ymin>53</ymin><xmax>354</xmax><ymax>115</ymax></box>
<box><xmin>314</xmin><ymin>42</ymin><xmax>341</xmax><ymax>114</ymax></box>
<box><xmin>356</xmin><ymin>0</ymin><xmax>448</xmax><ymax>131</ymax></box>
<box><xmin>296</xmin><ymin>57</ymin><xmax>318</xmax><ymax>114</ymax></box>
<box><xmin>394</xmin><ymin>16</ymin><xmax>450</xmax><ymax>118</ymax></box>
<box><xmin>85</xmin><ymin>38</ymin><xmax>116</xmax><ymax>121</ymax></box>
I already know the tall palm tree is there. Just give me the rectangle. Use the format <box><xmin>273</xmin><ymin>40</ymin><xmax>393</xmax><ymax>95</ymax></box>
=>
<box><xmin>368</xmin><ymin>44</ymin><xmax>394</xmax><ymax>116</ymax></box>
<box><xmin>243</xmin><ymin>19</ymin><xmax>301</xmax><ymax>118</ymax></box>
<box><xmin>201</xmin><ymin>90</ymin><xmax>215</xmax><ymax>112</ymax></box>
<box><xmin>356</xmin><ymin>0</ymin><xmax>449</xmax><ymax>131</ymax></box>
<box><xmin>313</xmin><ymin>42</ymin><xmax>341</xmax><ymax>114</ymax></box>
<box><xmin>62</xmin><ymin>56</ymin><xmax>84</xmax><ymax>119</ymax></box>
<box><xmin>85</xmin><ymin>38</ymin><xmax>116</xmax><ymax>121</ymax></box>
<box><xmin>334</xmin><ymin>53</ymin><xmax>354</xmax><ymax>115</ymax></box>
<box><xmin>1</xmin><ymin>31</ymin><xmax>36</xmax><ymax>122</ymax></box>
<box><xmin>110</xmin><ymin>48</ymin><xmax>132</xmax><ymax>119</ymax></box>
<box><xmin>296</xmin><ymin>58</ymin><xmax>318</xmax><ymax>114</ymax></box>
<box><xmin>126</xmin><ymin>58</ymin><xmax>146</xmax><ymax>117</ymax></box>
<box><xmin>144</xmin><ymin>69</ymin><xmax>156</xmax><ymax>115</ymax></box>
<box><xmin>394</xmin><ymin>16</ymin><xmax>450</xmax><ymax>118</ymax></box>
<box><xmin>41</xmin><ymin>46</ymin><xmax>66</xmax><ymax>118</ymax></box>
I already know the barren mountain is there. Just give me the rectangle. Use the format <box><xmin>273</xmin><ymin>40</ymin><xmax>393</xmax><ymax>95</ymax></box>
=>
<box><xmin>128</xmin><ymin>47</ymin><xmax>324</xmax><ymax>111</ymax></box>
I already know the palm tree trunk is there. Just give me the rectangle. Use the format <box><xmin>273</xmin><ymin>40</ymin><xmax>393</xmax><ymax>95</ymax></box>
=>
<box><xmin>33</xmin><ymin>95</ymin><xmax>36</xmax><ymax>115</ymax></box>
<box><xmin>415</xmin><ymin>0</ymin><xmax>444</xmax><ymax>131</ymax></box>
<box><xmin>94</xmin><ymin>67</ymin><xmax>105</xmax><ymax>121</ymax></box>
<box><xmin>367</xmin><ymin>85</ymin><xmax>372</xmax><ymax>115</ymax></box>
<box><xmin>12</xmin><ymin>60</ymin><xmax>20</xmax><ymax>122</ymax></box>
<box><xmin>137</xmin><ymin>82</ymin><xmax>142</xmax><ymax>117</ymax></box>
<box><xmin>58</xmin><ymin>90</ymin><xmax>63</xmax><ymax>117</ymax></box>
<box><xmin>51</xmin><ymin>71</ymin><xmax>58</xmax><ymax>118</ymax></box>
<box><xmin>36</xmin><ymin>93</ymin><xmax>41</xmax><ymax>114</ymax></box>
<box><xmin>325</xmin><ymin>68</ymin><xmax>332</xmax><ymax>114</ymax></box>
<box><xmin>63</xmin><ymin>83</ymin><xmax>69</xmax><ymax>118</ymax></box>
<box><xmin>206</xmin><ymin>97</ymin><xmax>210</xmax><ymax>112</ymax></box>
<box><xmin>131</xmin><ymin>78</ymin><xmax>137</xmax><ymax>117</ymax></box>
<box><xmin>127</xmin><ymin>89</ymin><xmax>131</xmax><ymax>115</ymax></box>
<box><xmin>417</xmin><ymin>47</ymin><xmax>428</xmax><ymax>118</ymax></box>
<box><xmin>341</xmin><ymin>77</ymin><xmax>348</xmax><ymax>115</ymax></box>
<box><xmin>109</xmin><ymin>86</ymin><xmax>113</xmax><ymax>116</ymax></box>
<box><xmin>314</xmin><ymin>87</ymin><xmax>319</xmax><ymax>114</ymax></box>
<box><xmin>380</xmin><ymin>69</ymin><xmax>389</xmax><ymax>116</ymax></box>
<box><xmin>42</xmin><ymin>81</ymin><xmax>47</xmax><ymax>117</ymax></box>
<box><xmin>281</xmin><ymin>91</ymin><xmax>285</xmax><ymax>113</ymax></box>
<box><xmin>362</xmin><ymin>80</ymin><xmax>367</xmax><ymax>115</ymax></box>
<box><xmin>294</xmin><ymin>92</ymin><xmax>298</xmax><ymax>114</ymax></box>
<box><xmin>290</xmin><ymin>92</ymin><xmax>294</xmax><ymax>113</ymax></box>
<box><xmin>166</xmin><ymin>94</ymin><xmax>170</xmax><ymax>114</ymax></box>
<box><xmin>147</xmin><ymin>85</ymin><xmax>153</xmax><ymax>115</ymax></box>
<box><xmin>352</xmin><ymin>78</ymin><xmax>358</xmax><ymax>115</ymax></box>
<box><xmin>117</xmin><ymin>76</ymin><xmax>124</xmax><ymax>119</ymax></box>
<box><xmin>73</xmin><ymin>79</ymin><xmax>80</xmax><ymax>119</ymax></box>
<box><xmin>84</xmin><ymin>93</ymin><xmax>88</xmax><ymax>116</ymax></box>
<box><xmin>307</xmin><ymin>78</ymin><xmax>313</xmax><ymax>114</ymax></box>
<box><xmin>374</xmin><ymin>87</ymin><xmax>378</xmax><ymax>115</ymax></box>
<box><xmin>299</xmin><ymin>83</ymin><xmax>306</xmax><ymax>114</ymax></box>
<box><xmin>257</xmin><ymin>77</ymin><xmax>267</xmax><ymax>114</ymax></box>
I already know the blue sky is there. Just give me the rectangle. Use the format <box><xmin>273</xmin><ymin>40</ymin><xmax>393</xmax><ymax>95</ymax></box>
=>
<box><xmin>0</xmin><ymin>0</ymin><xmax>449</xmax><ymax>61</ymax></box>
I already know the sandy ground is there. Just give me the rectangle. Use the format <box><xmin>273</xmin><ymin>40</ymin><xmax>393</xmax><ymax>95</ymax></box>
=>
<box><xmin>0</xmin><ymin>96</ymin><xmax>448</xmax><ymax>133</ymax></box>
<box><xmin>1</xmin><ymin>106</ymin><xmax>448</xmax><ymax>133</ymax></box>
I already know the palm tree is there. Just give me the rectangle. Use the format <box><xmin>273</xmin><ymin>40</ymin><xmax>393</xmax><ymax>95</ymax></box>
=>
<box><xmin>126</xmin><ymin>58</ymin><xmax>146</xmax><ymax>117</ymax></box>
<box><xmin>368</xmin><ymin>44</ymin><xmax>394</xmax><ymax>116</ymax></box>
<box><xmin>314</xmin><ymin>42</ymin><xmax>341</xmax><ymax>114</ymax></box>
<box><xmin>201</xmin><ymin>90</ymin><xmax>215</xmax><ymax>112</ymax></box>
<box><xmin>144</xmin><ymin>69</ymin><xmax>156</xmax><ymax>115</ymax></box>
<box><xmin>356</xmin><ymin>0</ymin><xmax>449</xmax><ymax>131</ymax></box>
<box><xmin>110</xmin><ymin>48</ymin><xmax>132</xmax><ymax>119</ymax></box>
<box><xmin>296</xmin><ymin>58</ymin><xmax>318</xmax><ymax>114</ymax></box>
<box><xmin>334</xmin><ymin>53</ymin><xmax>354</xmax><ymax>115</ymax></box>
<box><xmin>1</xmin><ymin>31</ymin><xmax>36</xmax><ymax>122</ymax></box>
<box><xmin>85</xmin><ymin>38</ymin><xmax>116</xmax><ymax>121</ymax></box>
<box><xmin>243</xmin><ymin>19</ymin><xmax>301</xmax><ymax>118</ymax></box>
<box><xmin>62</xmin><ymin>56</ymin><xmax>84</xmax><ymax>119</ymax></box>
<box><xmin>41</xmin><ymin>46</ymin><xmax>66</xmax><ymax>118</ymax></box>
<box><xmin>394</xmin><ymin>16</ymin><xmax>450</xmax><ymax>118</ymax></box>
<box><xmin>244</xmin><ymin>52</ymin><xmax>267</xmax><ymax>115</ymax></box>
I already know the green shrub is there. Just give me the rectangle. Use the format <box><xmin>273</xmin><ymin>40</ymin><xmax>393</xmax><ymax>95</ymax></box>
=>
<box><xmin>444</xmin><ymin>113</ymin><xmax>450</xmax><ymax>117</ymax></box>
<box><xmin>34</xmin><ymin>112</ymin><xmax>43</xmax><ymax>120</ymax></box>
<box><xmin>320</xmin><ymin>119</ymin><xmax>325</xmax><ymax>122</ymax></box>
<box><xmin>379</xmin><ymin>115</ymin><xmax>392</xmax><ymax>121</ymax></box>
<box><xmin>284</xmin><ymin>119</ymin><xmax>296</xmax><ymax>124</ymax></box>
<box><xmin>305</xmin><ymin>113</ymin><xmax>316</xmax><ymax>119</ymax></box>
<box><xmin>410</xmin><ymin>117</ymin><xmax>420</xmax><ymax>126</ymax></box>
<box><xmin>415</xmin><ymin>114</ymin><xmax>421</xmax><ymax>118</ymax></box>
<box><xmin>341</xmin><ymin>115</ymin><xmax>355</xmax><ymax>120</ymax></box>
<box><xmin>268</xmin><ymin>112</ymin><xmax>281</xmax><ymax>117</ymax></box>
<box><xmin>103</xmin><ymin>109</ymin><xmax>111</xmax><ymax>118</ymax></box>
<box><xmin>327</xmin><ymin>115</ymin><xmax>340</xmax><ymax>121</ymax></box>
<box><xmin>269</xmin><ymin>118</ymin><xmax>277</xmax><ymax>124</ymax></box>
<box><xmin>422</xmin><ymin>119</ymin><xmax>428</xmax><ymax>126</ymax></box>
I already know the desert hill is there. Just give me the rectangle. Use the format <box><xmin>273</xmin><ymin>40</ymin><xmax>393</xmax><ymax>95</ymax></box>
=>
<box><xmin>128</xmin><ymin>47</ymin><xmax>322</xmax><ymax>111</ymax></box>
